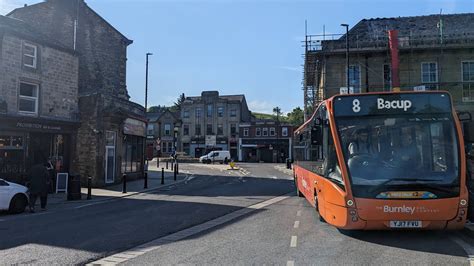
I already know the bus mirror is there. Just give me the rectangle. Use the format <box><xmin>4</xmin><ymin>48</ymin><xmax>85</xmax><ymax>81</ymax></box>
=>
<box><xmin>458</xmin><ymin>112</ymin><xmax>472</xmax><ymax>122</ymax></box>
<box><xmin>311</xmin><ymin>127</ymin><xmax>322</xmax><ymax>145</ymax></box>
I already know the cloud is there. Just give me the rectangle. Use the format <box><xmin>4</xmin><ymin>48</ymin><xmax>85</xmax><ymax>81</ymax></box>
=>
<box><xmin>248</xmin><ymin>100</ymin><xmax>288</xmax><ymax>115</ymax></box>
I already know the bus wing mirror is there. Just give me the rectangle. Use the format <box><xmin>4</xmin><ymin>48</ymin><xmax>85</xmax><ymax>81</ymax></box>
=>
<box><xmin>311</xmin><ymin>127</ymin><xmax>322</xmax><ymax>145</ymax></box>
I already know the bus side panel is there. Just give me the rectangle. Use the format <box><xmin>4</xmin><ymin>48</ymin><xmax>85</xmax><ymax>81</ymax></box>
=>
<box><xmin>294</xmin><ymin>164</ymin><xmax>326</xmax><ymax>218</ymax></box>
<box><xmin>318</xmin><ymin>179</ymin><xmax>347</xmax><ymax>227</ymax></box>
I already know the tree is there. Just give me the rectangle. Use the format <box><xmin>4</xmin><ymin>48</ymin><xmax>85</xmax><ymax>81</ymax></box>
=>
<box><xmin>287</xmin><ymin>107</ymin><xmax>304</xmax><ymax>126</ymax></box>
<box><xmin>148</xmin><ymin>105</ymin><xmax>163</xmax><ymax>113</ymax></box>
<box><xmin>273</xmin><ymin>107</ymin><xmax>282</xmax><ymax>122</ymax></box>
<box><xmin>170</xmin><ymin>93</ymin><xmax>185</xmax><ymax>112</ymax></box>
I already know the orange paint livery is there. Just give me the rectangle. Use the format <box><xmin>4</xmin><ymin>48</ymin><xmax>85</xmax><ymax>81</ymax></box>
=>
<box><xmin>293</xmin><ymin>91</ymin><xmax>468</xmax><ymax>230</ymax></box>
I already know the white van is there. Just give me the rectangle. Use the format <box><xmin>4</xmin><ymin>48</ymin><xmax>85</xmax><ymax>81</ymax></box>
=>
<box><xmin>199</xmin><ymin>150</ymin><xmax>231</xmax><ymax>164</ymax></box>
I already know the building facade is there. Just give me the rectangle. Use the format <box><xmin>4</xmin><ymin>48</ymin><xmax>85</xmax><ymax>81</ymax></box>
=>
<box><xmin>180</xmin><ymin>91</ymin><xmax>251</xmax><ymax>159</ymax></box>
<box><xmin>304</xmin><ymin>13</ymin><xmax>474</xmax><ymax>136</ymax></box>
<box><xmin>238</xmin><ymin>120</ymin><xmax>293</xmax><ymax>163</ymax></box>
<box><xmin>8</xmin><ymin>0</ymin><xmax>146</xmax><ymax>187</ymax></box>
<box><xmin>146</xmin><ymin>109</ymin><xmax>181</xmax><ymax>158</ymax></box>
<box><xmin>0</xmin><ymin>15</ymin><xmax>79</xmax><ymax>183</ymax></box>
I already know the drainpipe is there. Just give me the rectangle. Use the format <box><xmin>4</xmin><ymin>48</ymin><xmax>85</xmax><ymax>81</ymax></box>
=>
<box><xmin>388</xmin><ymin>30</ymin><xmax>400</xmax><ymax>91</ymax></box>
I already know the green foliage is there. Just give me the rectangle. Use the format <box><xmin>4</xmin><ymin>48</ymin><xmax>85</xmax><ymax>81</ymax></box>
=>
<box><xmin>170</xmin><ymin>93</ymin><xmax>185</xmax><ymax>112</ymax></box>
<box><xmin>287</xmin><ymin>107</ymin><xmax>304</xmax><ymax>126</ymax></box>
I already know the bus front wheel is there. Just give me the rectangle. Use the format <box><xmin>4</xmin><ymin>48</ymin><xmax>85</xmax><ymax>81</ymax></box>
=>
<box><xmin>314</xmin><ymin>195</ymin><xmax>326</xmax><ymax>223</ymax></box>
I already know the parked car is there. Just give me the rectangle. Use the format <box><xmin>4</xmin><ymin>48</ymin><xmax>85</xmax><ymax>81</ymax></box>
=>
<box><xmin>199</xmin><ymin>150</ymin><xmax>231</xmax><ymax>164</ymax></box>
<box><xmin>0</xmin><ymin>179</ymin><xmax>29</xmax><ymax>214</ymax></box>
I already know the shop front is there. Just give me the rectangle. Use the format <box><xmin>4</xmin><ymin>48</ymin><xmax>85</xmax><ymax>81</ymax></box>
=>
<box><xmin>0</xmin><ymin>116</ymin><xmax>78</xmax><ymax>185</ymax></box>
<box><xmin>239</xmin><ymin>138</ymin><xmax>291</xmax><ymax>163</ymax></box>
<box><xmin>121</xmin><ymin>118</ymin><xmax>146</xmax><ymax>180</ymax></box>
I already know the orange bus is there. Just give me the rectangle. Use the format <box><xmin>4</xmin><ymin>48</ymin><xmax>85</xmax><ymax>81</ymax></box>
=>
<box><xmin>293</xmin><ymin>91</ymin><xmax>468</xmax><ymax>230</ymax></box>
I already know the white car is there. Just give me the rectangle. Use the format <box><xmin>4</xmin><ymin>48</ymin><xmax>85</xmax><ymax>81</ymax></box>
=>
<box><xmin>199</xmin><ymin>150</ymin><xmax>231</xmax><ymax>164</ymax></box>
<box><xmin>0</xmin><ymin>179</ymin><xmax>29</xmax><ymax>214</ymax></box>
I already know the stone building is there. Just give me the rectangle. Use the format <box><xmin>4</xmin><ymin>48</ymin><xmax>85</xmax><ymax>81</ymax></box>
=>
<box><xmin>146</xmin><ymin>109</ymin><xmax>181</xmax><ymax>158</ymax></box>
<box><xmin>8</xmin><ymin>0</ymin><xmax>146</xmax><ymax>186</ymax></box>
<box><xmin>238</xmin><ymin>119</ymin><xmax>293</xmax><ymax>163</ymax></box>
<box><xmin>180</xmin><ymin>91</ymin><xmax>251</xmax><ymax>159</ymax></box>
<box><xmin>0</xmin><ymin>15</ymin><xmax>79</xmax><ymax>183</ymax></box>
<box><xmin>304</xmin><ymin>13</ymin><xmax>474</xmax><ymax>137</ymax></box>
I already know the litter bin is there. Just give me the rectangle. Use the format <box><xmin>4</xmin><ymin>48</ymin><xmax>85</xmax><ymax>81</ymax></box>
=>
<box><xmin>67</xmin><ymin>174</ymin><xmax>82</xmax><ymax>201</ymax></box>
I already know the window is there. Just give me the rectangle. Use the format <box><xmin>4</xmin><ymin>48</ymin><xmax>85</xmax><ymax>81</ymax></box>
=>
<box><xmin>462</xmin><ymin>61</ymin><xmax>474</xmax><ymax>102</ymax></box>
<box><xmin>147</xmin><ymin>125</ymin><xmax>154</xmax><ymax>136</ymax></box>
<box><xmin>243</xmin><ymin>128</ymin><xmax>249</xmax><ymax>137</ymax></box>
<box><xmin>217</xmin><ymin>124</ymin><xmax>223</xmax><ymax>135</ymax></box>
<box><xmin>421</xmin><ymin>62</ymin><xmax>438</xmax><ymax>90</ymax></box>
<box><xmin>230</xmin><ymin>124</ymin><xmax>237</xmax><ymax>135</ymax></box>
<box><xmin>230</xmin><ymin>109</ymin><xmax>237</xmax><ymax>117</ymax></box>
<box><xmin>383</xmin><ymin>64</ymin><xmax>391</xmax><ymax>91</ymax></box>
<box><xmin>256</xmin><ymin>128</ymin><xmax>261</xmax><ymax>136</ymax></box>
<box><xmin>282</xmin><ymin>127</ymin><xmax>288</xmax><ymax>137</ymax></box>
<box><xmin>23</xmin><ymin>43</ymin><xmax>37</xmax><ymax>68</ymax></box>
<box><xmin>183</xmin><ymin>124</ymin><xmax>189</xmax><ymax>136</ymax></box>
<box><xmin>207</xmin><ymin>124</ymin><xmax>213</xmax><ymax>135</ymax></box>
<box><xmin>263</xmin><ymin>128</ymin><xmax>268</xmax><ymax>136</ymax></box>
<box><xmin>217</xmin><ymin>107</ymin><xmax>224</xmax><ymax>117</ymax></box>
<box><xmin>195</xmin><ymin>108</ymin><xmax>202</xmax><ymax>118</ymax></box>
<box><xmin>164</xmin><ymin>124</ymin><xmax>171</xmax><ymax>136</ymax></box>
<box><xmin>270</xmin><ymin>127</ymin><xmax>276</xmax><ymax>136</ymax></box>
<box><xmin>195</xmin><ymin>124</ymin><xmax>201</xmax><ymax>135</ymax></box>
<box><xmin>207</xmin><ymin>104</ymin><xmax>213</xmax><ymax>117</ymax></box>
<box><xmin>348</xmin><ymin>65</ymin><xmax>361</xmax><ymax>93</ymax></box>
<box><xmin>18</xmin><ymin>82</ymin><xmax>39</xmax><ymax>114</ymax></box>
<box><xmin>183</xmin><ymin>109</ymin><xmax>189</xmax><ymax>118</ymax></box>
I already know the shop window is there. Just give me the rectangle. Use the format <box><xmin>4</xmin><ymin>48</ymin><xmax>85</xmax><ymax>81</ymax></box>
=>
<box><xmin>243</xmin><ymin>128</ymin><xmax>249</xmax><ymax>137</ymax></box>
<box><xmin>421</xmin><ymin>62</ymin><xmax>438</xmax><ymax>90</ymax></box>
<box><xmin>270</xmin><ymin>127</ymin><xmax>276</xmax><ymax>136</ymax></box>
<box><xmin>23</xmin><ymin>42</ymin><xmax>37</xmax><ymax>68</ymax></box>
<box><xmin>230</xmin><ymin>109</ymin><xmax>237</xmax><ymax>117</ymax></box>
<box><xmin>217</xmin><ymin>124</ymin><xmax>223</xmax><ymax>135</ymax></box>
<box><xmin>122</xmin><ymin>135</ymin><xmax>143</xmax><ymax>173</ymax></box>
<box><xmin>18</xmin><ymin>82</ymin><xmax>39</xmax><ymax>115</ymax></box>
<box><xmin>462</xmin><ymin>61</ymin><xmax>474</xmax><ymax>102</ymax></box>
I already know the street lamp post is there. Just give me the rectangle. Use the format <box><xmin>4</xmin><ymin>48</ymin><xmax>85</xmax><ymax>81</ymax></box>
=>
<box><xmin>144</xmin><ymin>52</ymin><xmax>153</xmax><ymax>179</ymax></box>
<box><xmin>341</xmin><ymin>24</ymin><xmax>349</xmax><ymax>91</ymax></box>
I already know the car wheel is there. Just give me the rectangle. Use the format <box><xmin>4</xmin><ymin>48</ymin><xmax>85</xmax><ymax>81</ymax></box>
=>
<box><xmin>314</xmin><ymin>194</ymin><xmax>326</xmax><ymax>223</ymax></box>
<box><xmin>9</xmin><ymin>194</ymin><xmax>28</xmax><ymax>214</ymax></box>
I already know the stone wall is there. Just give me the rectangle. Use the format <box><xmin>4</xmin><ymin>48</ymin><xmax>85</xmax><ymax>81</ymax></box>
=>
<box><xmin>0</xmin><ymin>33</ymin><xmax>78</xmax><ymax>120</ymax></box>
<box><xmin>8</xmin><ymin>0</ymin><xmax>131</xmax><ymax>99</ymax></box>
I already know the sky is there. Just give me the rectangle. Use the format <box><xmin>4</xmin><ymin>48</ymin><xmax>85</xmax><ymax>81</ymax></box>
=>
<box><xmin>1</xmin><ymin>0</ymin><xmax>473</xmax><ymax>114</ymax></box>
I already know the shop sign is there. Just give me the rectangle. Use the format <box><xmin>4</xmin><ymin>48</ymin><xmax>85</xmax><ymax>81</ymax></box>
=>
<box><xmin>205</xmin><ymin>135</ymin><xmax>216</xmax><ymax>146</ymax></box>
<box><xmin>123</xmin><ymin>118</ymin><xmax>146</xmax><ymax>137</ymax></box>
<box><xmin>16</xmin><ymin>122</ymin><xmax>61</xmax><ymax>131</ymax></box>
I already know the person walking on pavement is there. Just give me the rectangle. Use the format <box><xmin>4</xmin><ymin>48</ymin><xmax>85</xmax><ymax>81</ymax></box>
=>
<box><xmin>28</xmin><ymin>160</ymin><xmax>50</xmax><ymax>213</ymax></box>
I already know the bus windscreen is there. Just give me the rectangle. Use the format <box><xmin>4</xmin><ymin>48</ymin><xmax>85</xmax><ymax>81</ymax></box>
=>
<box><xmin>333</xmin><ymin>93</ymin><xmax>460</xmax><ymax>199</ymax></box>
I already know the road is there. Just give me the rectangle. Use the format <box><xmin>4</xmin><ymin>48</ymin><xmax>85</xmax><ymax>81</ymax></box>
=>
<box><xmin>1</xmin><ymin>163</ymin><xmax>473</xmax><ymax>265</ymax></box>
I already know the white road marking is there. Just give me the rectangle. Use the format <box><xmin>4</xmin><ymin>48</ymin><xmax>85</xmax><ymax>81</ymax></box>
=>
<box><xmin>287</xmin><ymin>261</ymin><xmax>295</xmax><ymax>266</ymax></box>
<box><xmin>451</xmin><ymin>234</ymin><xmax>474</xmax><ymax>266</ymax></box>
<box><xmin>87</xmin><ymin>194</ymin><xmax>291</xmax><ymax>265</ymax></box>
<box><xmin>290</xmin><ymin>236</ymin><xmax>297</xmax><ymax>247</ymax></box>
<box><xmin>294</xmin><ymin>221</ymin><xmax>300</xmax><ymax>229</ymax></box>
<box><xmin>296</xmin><ymin>210</ymin><xmax>301</xmax><ymax>216</ymax></box>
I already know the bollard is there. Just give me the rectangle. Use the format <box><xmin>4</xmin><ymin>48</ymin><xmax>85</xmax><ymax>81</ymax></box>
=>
<box><xmin>87</xmin><ymin>176</ymin><xmax>92</xmax><ymax>200</ymax></box>
<box><xmin>171</xmin><ymin>161</ymin><xmax>174</xmax><ymax>171</ymax></box>
<box><xmin>176</xmin><ymin>161</ymin><xmax>179</xmax><ymax>174</ymax></box>
<box><xmin>157</xmin><ymin>158</ymin><xmax>160</xmax><ymax>168</ymax></box>
<box><xmin>161</xmin><ymin>167</ymin><xmax>165</xmax><ymax>185</ymax></box>
<box><xmin>174</xmin><ymin>164</ymin><xmax>177</xmax><ymax>181</ymax></box>
<box><xmin>122</xmin><ymin>174</ymin><xmax>127</xmax><ymax>193</ymax></box>
<box><xmin>144</xmin><ymin>171</ymin><xmax>148</xmax><ymax>189</ymax></box>
<box><xmin>166</xmin><ymin>160</ymin><xmax>168</xmax><ymax>169</ymax></box>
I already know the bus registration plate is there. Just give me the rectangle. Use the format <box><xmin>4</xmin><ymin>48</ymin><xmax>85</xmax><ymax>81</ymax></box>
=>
<box><xmin>389</xmin><ymin>221</ymin><xmax>422</xmax><ymax>228</ymax></box>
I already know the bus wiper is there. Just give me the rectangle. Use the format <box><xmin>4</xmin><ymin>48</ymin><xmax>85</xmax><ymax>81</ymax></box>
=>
<box><xmin>368</xmin><ymin>178</ymin><xmax>443</xmax><ymax>193</ymax></box>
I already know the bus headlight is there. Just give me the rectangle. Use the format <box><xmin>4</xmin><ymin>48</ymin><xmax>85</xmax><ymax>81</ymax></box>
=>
<box><xmin>460</xmin><ymin>199</ymin><xmax>467</xmax><ymax>206</ymax></box>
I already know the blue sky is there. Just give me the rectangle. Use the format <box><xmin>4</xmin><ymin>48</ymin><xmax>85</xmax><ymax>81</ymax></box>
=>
<box><xmin>1</xmin><ymin>0</ymin><xmax>473</xmax><ymax>114</ymax></box>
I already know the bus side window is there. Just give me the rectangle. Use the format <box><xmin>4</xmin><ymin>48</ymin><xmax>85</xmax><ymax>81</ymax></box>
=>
<box><xmin>309</xmin><ymin>106</ymin><xmax>325</xmax><ymax>176</ymax></box>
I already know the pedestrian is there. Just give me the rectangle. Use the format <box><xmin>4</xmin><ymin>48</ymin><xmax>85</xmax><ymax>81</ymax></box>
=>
<box><xmin>28</xmin><ymin>160</ymin><xmax>50</xmax><ymax>213</ymax></box>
